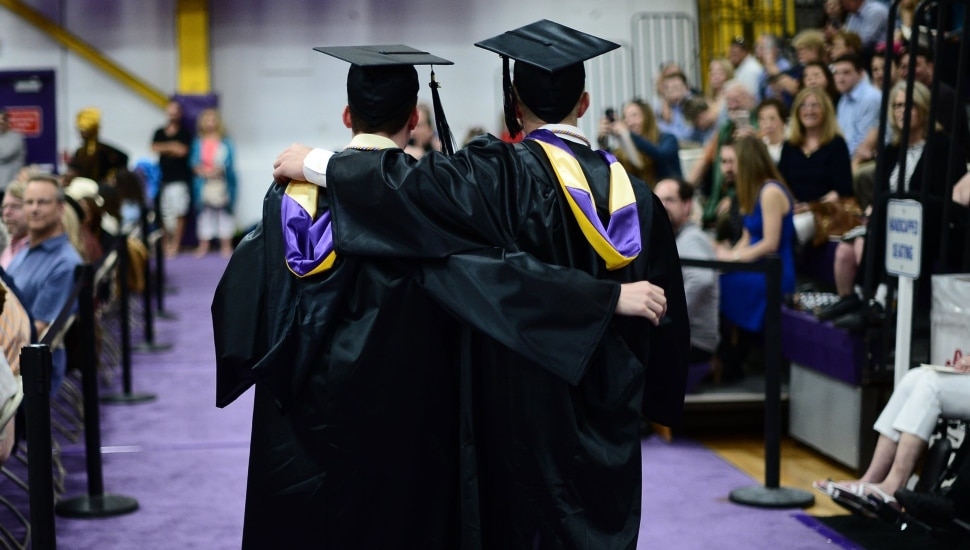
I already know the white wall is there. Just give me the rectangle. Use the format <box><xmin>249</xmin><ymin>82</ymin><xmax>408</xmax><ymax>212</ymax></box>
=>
<box><xmin>0</xmin><ymin>0</ymin><xmax>696</xmax><ymax>228</ymax></box>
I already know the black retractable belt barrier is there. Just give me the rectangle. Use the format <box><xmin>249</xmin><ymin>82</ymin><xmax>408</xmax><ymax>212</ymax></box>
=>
<box><xmin>100</xmin><ymin>236</ymin><xmax>156</xmax><ymax>405</ymax></box>
<box><xmin>681</xmin><ymin>256</ymin><xmax>813</xmax><ymax>509</ymax></box>
<box><xmin>21</xmin><ymin>344</ymin><xmax>56</xmax><ymax>549</ymax></box>
<box><xmin>55</xmin><ymin>265</ymin><xmax>139</xmax><ymax>518</ymax></box>
<box><xmin>134</xmin><ymin>211</ymin><xmax>172</xmax><ymax>352</ymax></box>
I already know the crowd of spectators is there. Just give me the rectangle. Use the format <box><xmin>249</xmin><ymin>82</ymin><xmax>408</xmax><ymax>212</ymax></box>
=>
<box><xmin>593</xmin><ymin>1</ymin><xmax>970</xmax><ymax>383</ymax></box>
<box><xmin>0</xmin><ymin>98</ymin><xmax>241</xmax><ymax>466</ymax></box>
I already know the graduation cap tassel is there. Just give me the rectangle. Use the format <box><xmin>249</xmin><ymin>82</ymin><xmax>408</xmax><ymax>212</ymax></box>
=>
<box><xmin>429</xmin><ymin>69</ymin><xmax>456</xmax><ymax>156</ymax></box>
<box><xmin>502</xmin><ymin>56</ymin><xmax>522</xmax><ymax>139</ymax></box>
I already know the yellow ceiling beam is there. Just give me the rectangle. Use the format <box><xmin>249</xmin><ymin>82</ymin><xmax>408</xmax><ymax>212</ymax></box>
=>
<box><xmin>0</xmin><ymin>0</ymin><xmax>169</xmax><ymax>108</ymax></box>
<box><xmin>176</xmin><ymin>0</ymin><xmax>211</xmax><ymax>94</ymax></box>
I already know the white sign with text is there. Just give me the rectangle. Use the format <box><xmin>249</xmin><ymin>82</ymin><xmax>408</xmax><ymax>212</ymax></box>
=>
<box><xmin>886</xmin><ymin>199</ymin><xmax>922</xmax><ymax>279</ymax></box>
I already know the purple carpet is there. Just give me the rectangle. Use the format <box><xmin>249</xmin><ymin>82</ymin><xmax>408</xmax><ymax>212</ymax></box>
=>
<box><xmin>0</xmin><ymin>252</ymin><xmax>856</xmax><ymax>548</ymax></box>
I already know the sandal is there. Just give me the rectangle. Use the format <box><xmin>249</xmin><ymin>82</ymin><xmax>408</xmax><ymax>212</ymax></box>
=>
<box><xmin>830</xmin><ymin>482</ymin><xmax>902</xmax><ymax>521</ymax></box>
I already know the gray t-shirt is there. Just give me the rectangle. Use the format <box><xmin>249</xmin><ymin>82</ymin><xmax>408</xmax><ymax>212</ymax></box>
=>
<box><xmin>676</xmin><ymin>221</ymin><xmax>719</xmax><ymax>354</ymax></box>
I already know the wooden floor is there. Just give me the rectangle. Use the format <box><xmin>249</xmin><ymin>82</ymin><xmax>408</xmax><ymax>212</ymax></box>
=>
<box><xmin>695</xmin><ymin>432</ymin><xmax>856</xmax><ymax>517</ymax></box>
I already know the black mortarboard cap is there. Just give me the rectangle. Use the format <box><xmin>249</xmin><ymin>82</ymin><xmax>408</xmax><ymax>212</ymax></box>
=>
<box><xmin>314</xmin><ymin>45</ymin><xmax>457</xmax><ymax>153</ymax></box>
<box><xmin>475</xmin><ymin>20</ymin><xmax>620</xmax><ymax>137</ymax></box>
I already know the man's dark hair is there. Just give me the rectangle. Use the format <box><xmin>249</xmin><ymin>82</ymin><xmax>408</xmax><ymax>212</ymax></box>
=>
<box><xmin>663</xmin><ymin>72</ymin><xmax>689</xmax><ymax>86</ymax></box>
<box><xmin>756</xmin><ymin>97</ymin><xmax>790</xmax><ymax>123</ymax></box>
<box><xmin>832</xmin><ymin>53</ymin><xmax>866</xmax><ymax>72</ymax></box>
<box><xmin>911</xmin><ymin>45</ymin><xmax>935</xmax><ymax>64</ymax></box>
<box><xmin>669</xmin><ymin>178</ymin><xmax>694</xmax><ymax>202</ymax></box>
<box><xmin>350</xmin><ymin>100</ymin><xmax>417</xmax><ymax>135</ymax></box>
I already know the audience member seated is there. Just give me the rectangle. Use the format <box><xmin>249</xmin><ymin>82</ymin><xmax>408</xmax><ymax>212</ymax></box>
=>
<box><xmin>842</xmin><ymin>0</ymin><xmax>889</xmax><ymax>56</ymax></box>
<box><xmin>850</xmin><ymin>45</ymin><xmax>902</xmax><ymax>211</ymax></box>
<box><xmin>869</xmin><ymin>41</ymin><xmax>900</xmax><ymax>92</ymax></box>
<box><xmin>713</xmin><ymin>136</ymin><xmax>796</xmax><ymax>382</ymax></box>
<box><xmin>819</xmin><ymin>81</ymin><xmax>967</xmax><ymax>327</ymax></box>
<box><xmin>655</xmin><ymin>72</ymin><xmax>709</xmax><ymax>145</ymax></box>
<box><xmin>110</xmin><ymin>168</ymin><xmax>150</xmax><ymax>234</ymax></box>
<box><xmin>777</xmin><ymin>88</ymin><xmax>854</xmax><ymax>246</ymax></box>
<box><xmin>692</xmin><ymin>58</ymin><xmax>735</xmax><ymax>134</ymax></box>
<box><xmin>820</xmin><ymin>0</ymin><xmax>846</xmax><ymax>41</ymax></box>
<box><xmin>689</xmin><ymin>81</ymin><xmax>756</xmax><ymax>225</ymax></box>
<box><xmin>828</xmin><ymin>29</ymin><xmax>864</xmax><ymax>62</ymax></box>
<box><xmin>754</xmin><ymin>33</ymin><xmax>792</xmax><ymax>103</ymax></box>
<box><xmin>0</xmin><ymin>225</ymin><xmax>25</xmax><ymax>466</ymax></box>
<box><xmin>727</xmin><ymin>36</ymin><xmax>763</xmax><ymax>98</ymax></box>
<box><xmin>754</xmin><ymin>98</ymin><xmax>788</xmax><ymax>163</ymax></box>
<box><xmin>655</xmin><ymin>178</ymin><xmax>718</xmax><ymax>363</ymax></box>
<box><xmin>0</xmin><ymin>179</ymin><xmax>27</xmax><ymax>269</ymax></box>
<box><xmin>833</xmin><ymin>53</ymin><xmax>882</xmax><ymax>159</ymax></box>
<box><xmin>597</xmin><ymin>99</ymin><xmax>681</xmax><ymax>187</ymax></box>
<box><xmin>898</xmin><ymin>45</ymin><xmax>970</xmax><ymax>160</ymax></box>
<box><xmin>708</xmin><ymin>139</ymin><xmax>744</xmax><ymax>244</ymax></box>
<box><xmin>6</xmin><ymin>173</ymin><xmax>83</xmax><ymax>394</ymax></box>
<box><xmin>761</xmin><ymin>29</ymin><xmax>828</xmax><ymax>107</ymax></box>
<box><xmin>0</xmin><ymin>338</ymin><xmax>19</xmax><ymax>465</ymax></box>
<box><xmin>800</xmin><ymin>60</ymin><xmax>841</xmax><ymax>107</ymax></box>
<box><xmin>814</xmin><ymin>361</ymin><xmax>970</xmax><ymax>514</ymax></box>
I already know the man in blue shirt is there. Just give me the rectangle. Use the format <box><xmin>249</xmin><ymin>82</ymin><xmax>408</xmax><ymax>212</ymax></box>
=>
<box><xmin>843</xmin><ymin>0</ymin><xmax>889</xmax><ymax>52</ymax></box>
<box><xmin>834</xmin><ymin>53</ymin><xmax>882</xmax><ymax>157</ymax></box>
<box><xmin>7</xmin><ymin>173</ymin><xmax>82</xmax><ymax>393</ymax></box>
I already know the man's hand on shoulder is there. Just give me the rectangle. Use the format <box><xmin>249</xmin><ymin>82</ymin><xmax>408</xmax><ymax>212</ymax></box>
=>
<box><xmin>273</xmin><ymin>143</ymin><xmax>313</xmax><ymax>185</ymax></box>
<box><xmin>616</xmin><ymin>281</ymin><xmax>667</xmax><ymax>325</ymax></box>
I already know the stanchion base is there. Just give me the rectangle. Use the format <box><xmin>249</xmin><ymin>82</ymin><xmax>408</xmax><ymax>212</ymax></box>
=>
<box><xmin>156</xmin><ymin>310</ymin><xmax>179</xmax><ymax>321</ymax></box>
<box><xmin>101</xmin><ymin>392</ymin><xmax>157</xmax><ymax>404</ymax></box>
<box><xmin>55</xmin><ymin>493</ymin><xmax>139</xmax><ymax>518</ymax></box>
<box><xmin>729</xmin><ymin>486</ymin><xmax>815</xmax><ymax>509</ymax></box>
<box><xmin>134</xmin><ymin>341</ymin><xmax>174</xmax><ymax>353</ymax></box>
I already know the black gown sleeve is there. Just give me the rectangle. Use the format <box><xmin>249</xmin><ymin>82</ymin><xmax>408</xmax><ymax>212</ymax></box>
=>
<box><xmin>637</xmin><ymin>194</ymin><xmax>690</xmax><ymax>426</ymax></box>
<box><xmin>212</xmin><ymin>219</ymin><xmax>267</xmax><ymax>408</ymax></box>
<box><xmin>416</xmin><ymin>249</ymin><xmax>620</xmax><ymax>385</ymax></box>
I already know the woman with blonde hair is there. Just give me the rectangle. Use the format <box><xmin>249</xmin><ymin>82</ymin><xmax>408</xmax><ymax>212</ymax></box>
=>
<box><xmin>714</xmin><ymin>135</ymin><xmax>796</xmax><ymax>381</ymax></box>
<box><xmin>777</xmin><ymin>87</ymin><xmax>853</xmax><ymax>245</ymax></box>
<box><xmin>820</xmin><ymin>80</ymin><xmax>967</xmax><ymax>325</ymax></box>
<box><xmin>597</xmin><ymin>99</ymin><xmax>681</xmax><ymax>186</ymax></box>
<box><xmin>190</xmin><ymin>108</ymin><xmax>237</xmax><ymax>257</ymax></box>
<box><xmin>707</xmin><ymin>58</ymin><xmax>734</xmax><ymax>102</ymax></box>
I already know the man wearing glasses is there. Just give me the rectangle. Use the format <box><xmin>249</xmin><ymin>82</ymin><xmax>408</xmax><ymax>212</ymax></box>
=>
<box><xmin>7</xmin><ymin>173</ymin><xmax>81</xmax><ymax>393</ymax></box>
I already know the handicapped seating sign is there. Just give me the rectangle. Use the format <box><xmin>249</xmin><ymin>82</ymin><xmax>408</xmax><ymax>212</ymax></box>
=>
<box><xmin>885</xmin><ymin>199</ymin><xmax>922</xmax><ymax>279</ymax></box>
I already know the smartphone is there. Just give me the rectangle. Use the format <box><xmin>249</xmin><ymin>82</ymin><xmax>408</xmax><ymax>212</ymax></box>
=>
<box><xmin>605</xmin><ymin>108</ymin><xmax>615</xmax><ymax>123</ymax></box>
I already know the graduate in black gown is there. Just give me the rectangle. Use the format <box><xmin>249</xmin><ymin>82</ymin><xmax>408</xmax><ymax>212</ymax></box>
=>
<box><xmin>273</xmin><ymin>21</ymin><xmax>691</xmax><ymax>550</ymax></box>
<box><xmin>215</xmin><ymin>45</ymin><xmax>669</xmax><ymax>549</ymax></box>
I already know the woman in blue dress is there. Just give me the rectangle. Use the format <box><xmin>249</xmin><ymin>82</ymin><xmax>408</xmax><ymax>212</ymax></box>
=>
<box><xmin>714</xmin><ymin>135</ymin><xmax>796</xmax><ymax>381</ymax></box>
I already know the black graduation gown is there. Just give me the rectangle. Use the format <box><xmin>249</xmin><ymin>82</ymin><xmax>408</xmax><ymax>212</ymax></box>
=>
<box><xmin>212</xmin><ymin>182</ymin><xmax>624</xmax><ymax>549</ymax></box>
<box><xmin>326</xmin><ymin>135</ymin><xmax>690</xmax><ymax>550</ymax></box>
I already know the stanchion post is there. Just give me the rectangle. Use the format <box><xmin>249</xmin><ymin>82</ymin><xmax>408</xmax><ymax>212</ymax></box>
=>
<box><xmin>21</xmin><ymin>344</ymin><xmax>57</xmax><ymax>550</ymax></box>
<box><xmin>153</xmin><ymin>203</ymin><xmax>173</xmax><ymax>319</ymax></box>
<box><xmin>134</xmin><ymin>219</ymin><xmax>172</xmax><ymax>353</ymax></box>
<box><xmin>728</xmin><ymin>255</ymin><xmax>814</xmax><ymax>508</ymax></box>
<box><xmin>55</xmin><ymin>265</ymin><xmax>140</xmax><ymax>518</ymax></box>
<box><xmin>100</xmin><ymin>240</ymin><xmax>155</xmax><ymax>404</ymax></box>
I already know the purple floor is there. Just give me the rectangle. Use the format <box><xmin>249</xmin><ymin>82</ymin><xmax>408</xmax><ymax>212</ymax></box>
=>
<box><xmin>0</xmin><ymin>252</ymin><xmax>853</xmax><ymax>549</ymax></box>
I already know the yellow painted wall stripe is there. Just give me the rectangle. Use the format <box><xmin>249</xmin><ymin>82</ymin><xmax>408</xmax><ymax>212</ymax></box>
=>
<box><xmin>0</xmin><ymin>0</ymin><xmax>169</xmax><ymax>108</ymax></box>
<box><xmin>176</xmin><ymin>0</ymin><xmax>211</xmax><ymax>94</ymax></box>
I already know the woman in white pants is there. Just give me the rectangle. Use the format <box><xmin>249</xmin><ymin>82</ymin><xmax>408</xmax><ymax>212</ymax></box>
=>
<box><xmin>817</xmin><ymin>356</ymin><xmax>970</xmax><ymax>505</ymax></box>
